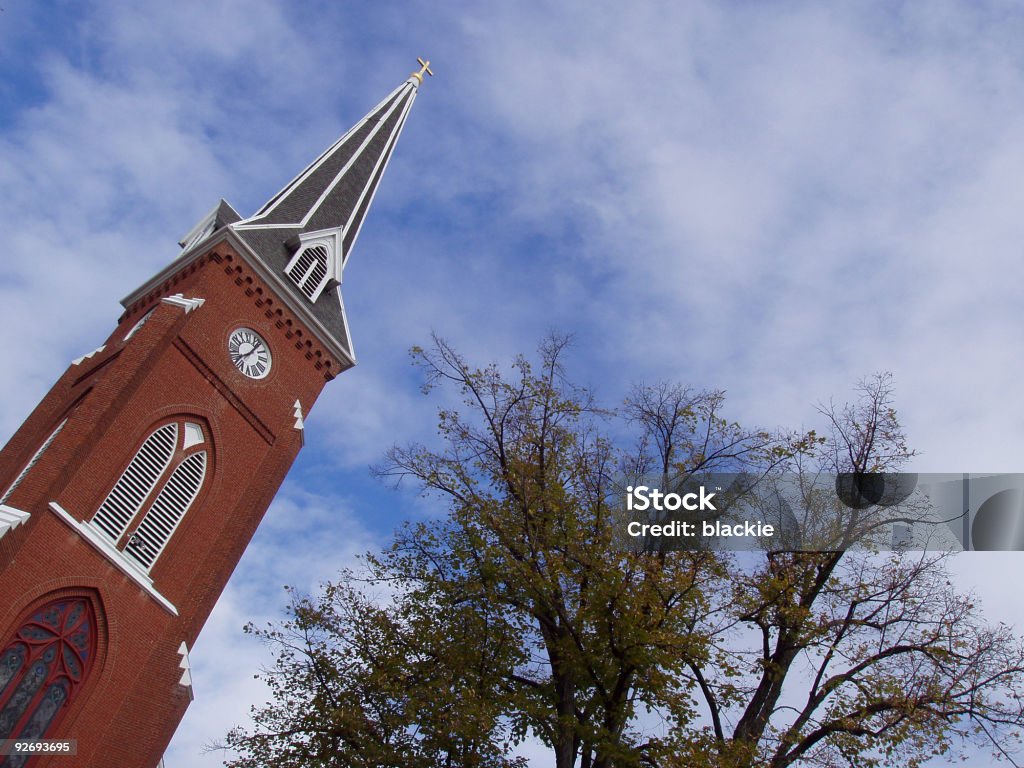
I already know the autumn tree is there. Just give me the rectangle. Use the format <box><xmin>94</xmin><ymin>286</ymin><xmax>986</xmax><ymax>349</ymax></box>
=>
<box><xmin>225</xmin><ymin>339</ymin><xmax>1024</xmax><ymax>768</ymax></box>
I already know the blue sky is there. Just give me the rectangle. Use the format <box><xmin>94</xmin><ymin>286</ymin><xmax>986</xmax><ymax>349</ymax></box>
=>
<box><xmin>3</xmin><ymin>1</ymin><xmax>1024</xmax><ymax>765</ymax></box>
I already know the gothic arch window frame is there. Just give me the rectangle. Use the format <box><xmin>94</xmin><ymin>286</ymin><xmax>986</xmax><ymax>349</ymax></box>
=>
<box><xmin>88</xmin><ymin>417</ymin><xmax>213</xmax><ymax>574</ymax></box>
<box><xmin>0</xmin><ymin>593</ymin><xmax>104</xmax><ymax>763</ymax></box>
<box><xmin>123</xmin><ymin>306</ymin><xmax>157</xmax><ymax>342</ymax></box>
<box><xmin>0</xmin><ymin>391</ymin><xmax>90</xmax><ymax>511</ymax></box>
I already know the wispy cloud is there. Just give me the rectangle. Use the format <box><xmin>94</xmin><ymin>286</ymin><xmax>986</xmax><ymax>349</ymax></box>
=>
<box><xmin>165</xmin><ymin>486</ymin><xmax>379</xmax><ymax>765</ymax></box>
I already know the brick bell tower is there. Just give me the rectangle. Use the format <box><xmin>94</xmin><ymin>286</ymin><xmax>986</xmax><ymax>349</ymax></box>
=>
<box><xmin>0</xmin><ymin>60</ymin><xmax>431</xmax><ymax>767</ymax></box>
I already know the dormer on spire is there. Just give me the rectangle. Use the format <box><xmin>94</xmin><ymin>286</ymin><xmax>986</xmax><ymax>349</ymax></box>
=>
<box><xmin>283</xmin><ymin>227</ymin><xmax>344</xmax><ymax>302</ymax></box>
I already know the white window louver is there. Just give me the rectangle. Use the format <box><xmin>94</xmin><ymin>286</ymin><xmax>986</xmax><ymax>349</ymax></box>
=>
<box><xmin>91</xmin><ymin>423</ymin><xmax>178</xmax><ymax>542</ymax></box>
<box><xmin>0</xmin><ymin>419</ymin><xmax>68</xmax><ymax>505</ymax></box>
<box><xmin>285</xmin><ymin>245</ymin><xmax>330</xmax><ymax>300</ymax></box>
<box><xmin>124</xmin><ymin>450</ymin><xmax>207</xmax><ymax>570</ymax></box>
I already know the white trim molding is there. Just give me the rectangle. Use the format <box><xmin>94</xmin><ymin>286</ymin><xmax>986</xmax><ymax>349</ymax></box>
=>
<box><xmin>0</xmin><ymin>503</ymin><xmax>31</xmax><ymax>541</ymax></box>
<box><xmin>48</xmin><ymin>501</ymin><xmax>179</xmax><ymax>616</ymax></box>
<box><xmin>177</xmin><ymin>641</ymin><xmax>194</xmax><ymax>698</ymax></box>
<box><xmin>72</xmin><ymin>345</ymin><xmax>106</xmax><ymax>366</ymax></box>
<box><xmin>162</xmin><ymin>294</ymin><xmax>206</xmax><ymax>314</ymax></box>
<box><xmin>235</xmin><ymin>81</ymin><xmax>413</xmax><ymax>227</ymax></box>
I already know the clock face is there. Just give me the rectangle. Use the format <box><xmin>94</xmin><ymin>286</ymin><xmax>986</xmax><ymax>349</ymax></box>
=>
<box><xmin>228</xmin><ymin>328</ymin><xmax>272</xmax><ymax>379</ymax></box>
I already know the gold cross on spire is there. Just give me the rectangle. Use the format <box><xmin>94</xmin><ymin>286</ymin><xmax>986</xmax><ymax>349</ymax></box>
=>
<box><xmin>411</xmin><ymin>56</ymin><xmax>434</xmax><ymax>86</ymax></box>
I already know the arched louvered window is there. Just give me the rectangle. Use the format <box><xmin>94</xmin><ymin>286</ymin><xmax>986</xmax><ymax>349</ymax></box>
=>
<box><xmin>124</xmin><ymin>451</ymin><xmax>207</xmax><ymax>569</ymax></box>
<box><xmin>0</xmin><ymin>598</ymin><xmax>96</xmax><ymax>763</ymax></box>
<box><xmin>89</xmin><ymin>420</ymin><xmax>210</xmax><ymax>572</ymax></box>
<box><xmin>284</xmin><ymin>243</ymin><xmax>331</xmax><ymax>301</ymax></box>
<box><xmin>0</xmin><ymin>419</ymin><xmax>68</xmax><ymax>505</ymax></box>
<box><xmin>91</xmin><ymin>423</ymin><xmax>177</xmax><ymax>542</ymax></box>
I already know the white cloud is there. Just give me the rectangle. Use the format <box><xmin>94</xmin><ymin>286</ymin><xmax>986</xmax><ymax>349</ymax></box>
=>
<box><xmin>164</xmin><ymin>486</ymin><xmax>378</xmax><ymax>766</ymax></box>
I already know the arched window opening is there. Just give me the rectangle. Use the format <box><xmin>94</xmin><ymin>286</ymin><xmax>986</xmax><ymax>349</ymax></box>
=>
<box><xmin>90</xmin><ymin>420</ymin><xmax>210</xmax><ymax>572</ymax></box>
<box><xmin>125</xmin><ymin>450</ymin><xmax>207</xmax><ymax>570</ymax></box>
<box><xmin>91</xmin><ymin>423</ymin><xmax>177</xmax><ymax>542</ymax></box>
<box><xmin>0</xmin><ymin>598</ymin><xmax>97</xmax><ymax>765</ymax></box>
<box><xmin>285</xmin><ymin>244</ymin><xmax>330</xmax><ymax>300</ymax></box>
<box><xmin>123</xmin><ymin>306</ymin><xmax>156</xmax><ymax>342</ymax></box>
<box><xmin>0</xmin><ymin>419</ymin><xmax>68</xmax><ymax>506</ymax></box>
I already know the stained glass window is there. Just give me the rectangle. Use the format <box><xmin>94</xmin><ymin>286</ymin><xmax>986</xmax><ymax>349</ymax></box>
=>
<box><xmin>0</xmin><ymin>598</ymin><xmax>96</xmax><ymax>767</ymax></box>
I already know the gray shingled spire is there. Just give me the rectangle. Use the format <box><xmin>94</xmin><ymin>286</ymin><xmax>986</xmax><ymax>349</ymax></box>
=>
<box><xmin>233</xmin><ymin>74</ymin><xmax>420</xmax><ymax>261</ymax></box>
<box><xmin>233</xmin><ymin>64</ymin><xmax>427</xmax><ymax>364</ymax></box>
<box><xmin>123</xmin><ymin>63</ymin><xmax>428</xmax><ymax>372</ymax></box>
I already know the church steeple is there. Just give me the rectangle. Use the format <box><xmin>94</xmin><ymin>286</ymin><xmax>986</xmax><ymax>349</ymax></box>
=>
<box><xmin>231</xmin><ymin>64</ymin><xmax>427</xmax><ymax>362</ymax></box>
<box><xmin>0</xmin><ymin>61</ymin><xmax>428</xmax><ymax>767</ymax></box>
<box><xmin>123</xmin><ymin>61</ymin><xmax>430</xmax><ymax>370</ymax></box>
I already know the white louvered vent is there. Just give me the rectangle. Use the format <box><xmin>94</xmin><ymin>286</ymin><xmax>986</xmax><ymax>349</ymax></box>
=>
<box><xmin>285</xmin><ymin>244</ymin><xmax>330</xmax><ymax>300</ymax></box>
<box><xmin>125</xmin><ymin>450</ymin><xmax>207</xmax><ymax>570</ymax></box>
<box><xmin>0</xmin><ymin>419</ymin><xmax>68</xmax><ymax>504</ymax></box>
<box><xmin>92</xmin><ymin>423</ymin><xmax>178</xmax><ymax>542</ymax></box>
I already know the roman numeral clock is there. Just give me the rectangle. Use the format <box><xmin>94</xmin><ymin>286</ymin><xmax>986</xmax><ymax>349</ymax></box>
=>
<box><xmin>228</xmin><ymin>328</ymin><xmax>272</xmax><ymax>379</ymax></box>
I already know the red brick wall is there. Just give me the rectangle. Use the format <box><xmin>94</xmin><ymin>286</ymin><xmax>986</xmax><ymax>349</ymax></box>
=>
<box><xmin>0</xmin><ymin>240</ymin><xmax>340</xmax><ymax>767</ymax></box>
